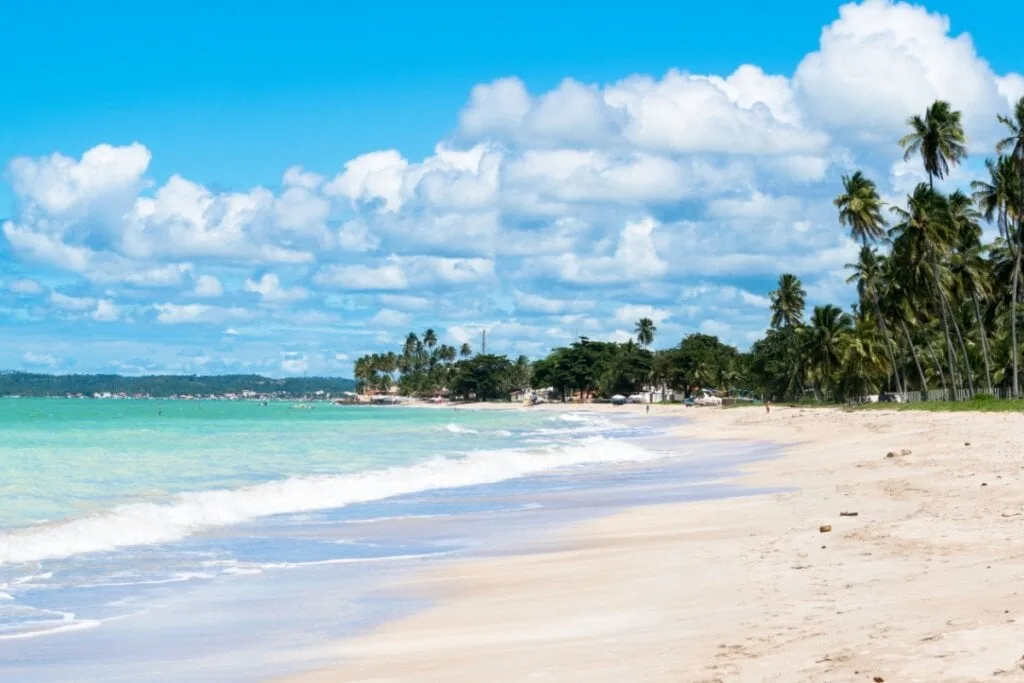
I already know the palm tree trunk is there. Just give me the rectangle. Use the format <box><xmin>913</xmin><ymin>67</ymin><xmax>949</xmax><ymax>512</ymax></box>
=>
<box><xmin>942</xmin><ymin>291</ymin><xmax>975</xmax><ymax>396</ymax></box>
<box><xmin>1013</xmin><ymin>252</ymin><xmax>1022</xmax><ymax>399</ymax></box>
<box><xmin>871</xmin><ymin>295</ymin><xmax>903</xmax><ymax>395</ymax></box>
<box><xmin>932</xmin><ymin>255</ymin><xmax>960</xmax><ymax>399</ymax></box>
<box><xmin>972</xmin><ymin>291</ymin><xmax>995</xmax><ymax>395</ymax></box>
<box><xmin>925</xmin><ymin>340</ymin><xmax>948</xmax><ymax>398</ymax></box>
<box><xmin>900</xmin><ymin>320</ymin><xmax>928</xmax><ymax>399</ymax></box>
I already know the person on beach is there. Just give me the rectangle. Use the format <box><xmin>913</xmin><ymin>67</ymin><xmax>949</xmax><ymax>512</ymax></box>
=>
<box><xmin>765</xmin><ymin>400</ymin><xmax>771</xmax><ymax>414</ymax></box>
<box><xmin>646</xmin><ymin>404</ymin><xmax>650</xmax><ymax>415</ymax></box>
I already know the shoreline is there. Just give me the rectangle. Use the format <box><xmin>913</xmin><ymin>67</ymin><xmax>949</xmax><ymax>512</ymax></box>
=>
<box><xmin>278</xmin><ymin>405</ymin><xmax>1024</xmax><ymax>682</ymax></box>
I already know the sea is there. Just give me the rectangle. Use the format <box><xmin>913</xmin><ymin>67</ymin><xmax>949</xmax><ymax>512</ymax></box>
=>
<box><xmin>0</xmin><ymin>399</ymin><xmax>776</xmax><ymax>682</ymax></box>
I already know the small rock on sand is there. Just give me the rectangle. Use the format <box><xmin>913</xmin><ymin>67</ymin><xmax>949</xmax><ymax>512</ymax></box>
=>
<box><xmin>819</xmin><ymin>525</ymin><xmax>832</xmax><ymax>533</ymax></box>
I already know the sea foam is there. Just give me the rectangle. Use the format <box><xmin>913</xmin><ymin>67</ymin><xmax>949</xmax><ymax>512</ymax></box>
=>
<box><xmin>0</xmin><ymin>438</ymin><xmax>667</xmax><ymax>565</ymax></box>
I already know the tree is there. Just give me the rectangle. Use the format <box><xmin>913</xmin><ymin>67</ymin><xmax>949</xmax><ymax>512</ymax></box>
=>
<box><xmin>835</xmin><ymin>171</ymin><xmax>887</xmax><ymax>244</ymax></box>
<box><xmin>634</xmin><ymin>317</ymin><xmax>656</xmax><ymax>348</ymax></box>
<box><xmin>459</xmin><ymin>342</ymin><xmax>473</xmax><ymax>359</ymax></box>
<box><xmin>803</xmin><ymin>305</ymin><xmax>853</xmax><ymax>400</ymax></box>
<box><xmin>450</xmin><ymin>355</ymin><xmax>514</xmax><ymax>401</ymax></box>
<box><xmin>423</xmin><ymin>328</ymin><xmax>438</xmax><ymax>350</ymax></box>
<box><xmin>845</xmin><ymin>245</ymin><xmax>903</xmax><ymax>395</ymax></box>
<box><xmin>769</xmin><ymin>273</ymin><xmax>806</xmax><ymax>329</ymax></box>
<box><xmin>899</xmin><ymin>100</ymin><xmax>967</xmax><ymax>190</ymax></box>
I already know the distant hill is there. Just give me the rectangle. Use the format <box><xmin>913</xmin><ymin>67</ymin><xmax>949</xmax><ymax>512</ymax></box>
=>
<box><xmin>0</xmin><ymin>372</ymin><xmax>356</xmax><ymax>398</ymax></box>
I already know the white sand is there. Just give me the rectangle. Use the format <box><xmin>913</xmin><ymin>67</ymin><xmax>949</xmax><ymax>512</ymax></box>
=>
<box><xmin>279</xmin><ymin>405</ymin><xmax>1024</xmax><ymax>682</ymax></box>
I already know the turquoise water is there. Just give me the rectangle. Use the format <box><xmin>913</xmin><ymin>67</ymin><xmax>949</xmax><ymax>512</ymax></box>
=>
<box><xmin>0</xmin><ymin>399</ymin><xmax>773</xmax><ymax>681</ymax></box>
<box><xmin>0</xmin><ymin>399</ymin><xmax>547</xmax><ymax>530</ymax></box>
<box><xmin>0</xmin><ymin>399</ymin><xmax>664</xmax><ymax>640</ymax></box>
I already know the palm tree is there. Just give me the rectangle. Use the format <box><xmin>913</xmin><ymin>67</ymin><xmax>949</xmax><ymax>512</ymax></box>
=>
<box><xmin>803</xmin><ymin>304</ymin><xmax>853</xmax><ymax>400</ymax></box>
<box><xmin>634</xmin><ymin>318</ymin><xmax>656</xmax><ymax>348</ymax></box>
<box><xmin>835</xmin><ymin>171</ymin><xmax>887</xmax><ymax>244</ymax></box>
<box><xmin>402</xmin><ymin>333</ymin><xmax>420</xmax><ymax>358</ymax></box>
<box><xmin>890</xmin><ymin>184</ymin><xmax>961</xmax><ymax>397</ymax></box>
<box><xmin>997</xmin><ymin>96</ymin><xmax>1024</xmax><ymax>174</ymax></box>
<box><xmin>899</xmin><ymin>100</ymin><xmax>968</xmax><ymax>190</ymax></box>
<box><xmin>948</xmin><ymin>190</ymin><xmax>993</xmax><ymax>394</ymax></box>
<box><xmin>845</xmin><ymin>245</ymin><xmax>903</xmax><ymax>394</ymax></box>
<box><xmin>973</xmin><ymin>156</ymin><xmax>1023</xmax><ymax>397</ymax></box>
<box><xmin>459</xmin><ymin>342</ymin><xmax>472</xmax><ymax>359</ymax></box>
<box><xmin>423</xmin><ymin>328</ymin><xmax>438</xmax><ymax>351</ymax></box>
<box><xmin>769</xmin><ymin>273</ymin><xmax>806</xmax><ymax>329</ymax></box>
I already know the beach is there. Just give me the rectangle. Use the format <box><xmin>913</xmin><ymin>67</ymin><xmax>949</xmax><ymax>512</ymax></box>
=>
<box><xmin>281</xmin><ymin>404</ymin><xmax>1024</xmax><ymax>683</ymax></box>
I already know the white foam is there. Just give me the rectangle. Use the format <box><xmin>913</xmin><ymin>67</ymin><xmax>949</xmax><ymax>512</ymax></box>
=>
<box><xmin>0</xmin><ymin>438</ymin><xmax>667</xmax><ymax>565</ymax></box>
<box><xmin>440</xmin><ymin>423</ymin><xmax>478</xmax><ymax>434</ymax></box>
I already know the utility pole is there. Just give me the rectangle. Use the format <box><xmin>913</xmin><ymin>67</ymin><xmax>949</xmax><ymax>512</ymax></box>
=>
<box><xmin>481</xmin><ymin>330</ymin><xmax>486</xmax><ymax>355</ymax></box>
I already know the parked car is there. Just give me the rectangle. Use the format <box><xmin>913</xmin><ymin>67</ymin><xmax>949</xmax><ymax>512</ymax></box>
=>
<box><xmin>878</xmin><ymin>393</ymin><xmax>903</xmax><ymax>403</ymax></box>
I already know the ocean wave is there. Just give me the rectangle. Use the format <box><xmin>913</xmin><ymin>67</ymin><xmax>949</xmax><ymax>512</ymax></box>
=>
<box><xmin>0</xmin><ymin>438</ymin><xmax>667</xmax><ymax>565</ymax></box>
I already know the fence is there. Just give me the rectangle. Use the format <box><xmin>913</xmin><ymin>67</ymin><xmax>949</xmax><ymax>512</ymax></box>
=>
<box><xmin>884</xmin><ymin>387</ymin><xmax>1016</xmax><ymax>403</ymax></box>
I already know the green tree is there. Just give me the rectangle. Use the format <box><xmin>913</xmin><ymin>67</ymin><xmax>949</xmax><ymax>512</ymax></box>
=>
<box><xmin>899</xmin><ymin>100</ymin><xmax>968</xmax><ymax>190</ymax></box>
<box><xmin>769</xmin><ymin>273</ymin><xmax>806</xmax><ymax>329</ymax></box>
<box><xmin>835</xmin><ymin>171</ymin><xmax>887</xmax><ymax>244</ymax></box>
<box><xmin>634</xmin><ymin>317</ymin><xmax>656</xmax><ymax>348</ymax></box>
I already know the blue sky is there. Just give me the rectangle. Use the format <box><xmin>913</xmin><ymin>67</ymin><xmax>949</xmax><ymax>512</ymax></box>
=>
<box><xmin>2</xmin><ymin>0</ymin><xmax>1023</xmax><ymax>376</ymax></box>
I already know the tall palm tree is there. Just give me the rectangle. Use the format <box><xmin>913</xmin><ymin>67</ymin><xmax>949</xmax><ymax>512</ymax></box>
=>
<box><xmin>845</xmin><ymin>245</ymin><xmax>903</xmax><ymax>394</ymax></box>
<box><xmin>835</xmin><ymin>171</ymin><xmax>887</xmax><ymax>244</ymax></box>
<box><xmin>459</xmin><ymin>342</ymin><xmax>473</xmax><ymax>359</ymax></box>
<box><xmin>997</xmin><ymin>96</ymin><xmax>1024</xmax><ymax>174</ymax></box>
<box><xmin>899</xmin><ymin>100</ymin><xmax>968</xmax><ymax>190</ymax></box>
<box><xmin>890</xmin><ymin>184</ymin><xmax>961</xmax><ymax>396</ymax></box>
<box><xmin>634</xmin><ymin>317</ymin><xmax>656</xmax><ymax>348</ymax></box>
<box><xmin>973</xmin><ymin>156</ymin><xmax>1023</xmax><ymax>397</ymax></box>
<box><xmin>769</xmin><ymin>273</ymin><xmax>806</xmax><ymax>329</ymax></box>
<box><xmin>948</xmin><ymin>190</ymin><xmax>993</xmax><ymax>394</ymax></box>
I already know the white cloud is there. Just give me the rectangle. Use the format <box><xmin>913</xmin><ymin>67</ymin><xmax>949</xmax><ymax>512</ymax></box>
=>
<box><xmin>49</xmin><ymin>291</ymin><xmax>96</xmax><ymax>311</ymax></box>
<box><xmin>539</xmin><ymin>217</ymin><xmax>667</xmax><ymax>284</ymax></box>
<box><xmin>377</xmin><ymin>294</ymin><xmax>432</xmax><ymax>311</ymax></box>
<box><xmin>459</xmin><ymin>69</ymin><xmax>830</xmax><ymax>157</ymax></box>
<box><xmin>192</xmin><ymin>274</ymin><xmax>224</xmax><ymax>298</ymax></box>
<box><xmin>337</xmin><ymin>219</ymin><xmax>380</xmax><ymax>252</ymax></box>
<box><xmin>153</xmin><ymin>303</ymin><xmax>253</xmax><ymax>324</ymax></box>
<box><xmin>613</xmin><ymin>304</ymin><xmax>671</xmax><ymax>325</ymax></box>
<box><xmin>793</xmin><ymin>0</ymin><xmax>1012</xmax><ymax>144</ymax></box>
<box><xmin>92</xmin><ymin>299</ymin><xmax>121</xmax><ymax>322</ymax></box>
<box><xmin>513</xmin><ymin>290</ymin><xmax>596</xmax><ymax>315</ymax></box>
<box><xmin>369</xmin><ymin>308</ymin><xmax>412</xmax><ymax>327</ymax></box>
<box><xmin>7</xmin><ymin>142</ymin><xmax>150</xmax><ymax>217</ymax></box>
<box><xmin>314</xmin><ymin>262</ymin><xmax>409</xmax><ymax>290</ymax></box>
<box><xmin>21</xmin><ymin>351</ymin><xmax>61</xmax><ymax>368</ymax></box>
<box><xmin>7</xmin><ymin>279</ymin><xmax>43</xmax><ymax>295</ymax></box>
<box><xmin>244</xmin><ymin>273</ymin><xmax>309</xmax><ymax>303</ymax></box>
<box><xmin>280</xmin><ymin>357</ymin><xmax>309</xmax><ymax>374</ymax></box>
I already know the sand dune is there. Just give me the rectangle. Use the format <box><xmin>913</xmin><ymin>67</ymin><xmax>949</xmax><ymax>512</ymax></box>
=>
<box><xmin>279</xmin><ymin>405</ymin><xmax>1024</xmax><ymax>682</ymax></box>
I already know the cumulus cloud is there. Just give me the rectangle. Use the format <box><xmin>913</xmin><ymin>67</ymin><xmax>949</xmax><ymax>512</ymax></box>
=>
<box><xmin>192</xmin><ymin>274</ymin><xmax>224</xmax><ymax>298</ymax></box>
<box><xmin>92</xmin><ymin>299</ymin><xmax>121</xmax><ymax>322</ymax></box>
<box><xmin>793</xmin><ymin>0</ymin><xmax>1013</xmax><ymax>145</ymax></box>
<box><xmin>536</xmin><ymin>217</ymin><xmax>667</xmax><ymax>284</ymax></box>
<box><xmin>243</xmin><ymin>273</ymin><xmax>309</xmax><ymax>303</ymax></box>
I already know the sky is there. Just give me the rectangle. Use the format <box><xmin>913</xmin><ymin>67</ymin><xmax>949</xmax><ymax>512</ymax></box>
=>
<box><xmin>2</xmin><ymin>0</ymin><xmax>1024</xmax><ymax>377</ymax></box>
